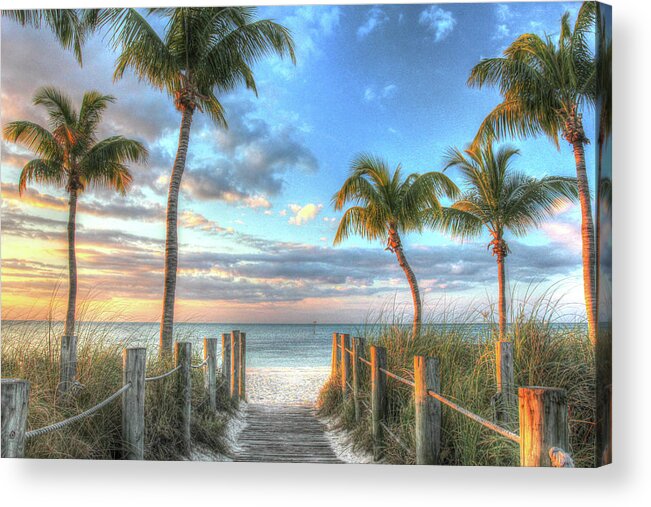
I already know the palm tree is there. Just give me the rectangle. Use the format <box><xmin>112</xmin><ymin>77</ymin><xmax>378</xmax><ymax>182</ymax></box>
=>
<box><xmin>2</xmin><ymin>9</ymin><xmax>99</xmax><ymax>64</ymax></box>
<box><xmin>333</xmin><ymin>154</ymin><xmax>459</xmax><ymax>339</ymax></box>
<box><xmin>430</xmin><ymin>143</ymin><xmax>578</xmax><ymax>339</ymax></box>
<box><xmin>467</xmin><ymin>3</ymin><xmax>599</xmax><ymax>344</ymax></box>
<box><xmin>109</xmin><ymin>7</ymin><xmax>295</xmax><ymax>354</ymax></box>
<box><xmin>3</xmin><ymin>86</ymin><xmax>148</xmax><ymax>339</ymax></box>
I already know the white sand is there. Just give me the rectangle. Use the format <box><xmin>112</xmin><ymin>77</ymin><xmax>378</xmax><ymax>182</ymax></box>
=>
<box><xmin>246</xmin><ymin>366</ymin><xmax>330</xmax><ymax>405</ymax></box>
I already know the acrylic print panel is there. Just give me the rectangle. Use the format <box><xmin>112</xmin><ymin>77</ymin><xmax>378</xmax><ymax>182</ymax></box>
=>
<box><xmin>0</xmin><ymin>2</ymin><xmax>611</xmax><ymax>467</ymax></box>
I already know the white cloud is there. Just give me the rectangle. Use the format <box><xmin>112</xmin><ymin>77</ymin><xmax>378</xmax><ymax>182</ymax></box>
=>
<box><xmin>288</xmin><ymin>203</ymin><xmax>323</xmax><ymax>225</ymax></box>
<box><xmin>496</xmin><ymin>4</ymin><xmax>514</xmax><ymax>23</ymax></box>
<box><xmin>363</xmin><ymin>83</ymin><xmax>398</xmax><ymax>103</ymax></box>
<box><xmin>243</xmin><ymin>195</ymin><xmax>272</xmax><ymax>210</ymax></box>
<box><xmin>357</xmin><ymin>6</ymin><xmax>389</xmax><ymax>39</ymax></box>
<box><xmin>494</xmin><ymin>24</ymin><xmax>511</xmax><ymax>40</ymax></box>
<box><xmin>419</xmin><ymin>6</ymin><xmax>457</xmax><ymax>43</ymax></box>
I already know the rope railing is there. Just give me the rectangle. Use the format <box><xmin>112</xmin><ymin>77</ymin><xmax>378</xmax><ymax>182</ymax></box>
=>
<box><xmin>359</xmin><ymin>356</ymin><xmax>371</xmax><ymax>366</ymax></box>
<box><xmin>380</xmin><ymin>367</ymin><xmax>415</xmax><ymax>388</ymax></box>
<box><xmin>426</xmin><ymin>388</ymin><xmax>520</xmax><ymax>444</ymax></box>
<box><xmin>145</xmin><ymin>364</ymin><xmax>182</xmax><ymax>382</ymax></box>
<box><xmin>191</xmin><ymin>357</ymin><xmax>209</xmax><ymax>369</ymax></box>
<box><xmin>25</xmin><ymin>383</ymin><xmax>132</xmax><ymax>440</ymax></box>
<box><xmin>379</xmin><ymin>421</ymin><xmax>411</xmax><ymax>454</ymax></box>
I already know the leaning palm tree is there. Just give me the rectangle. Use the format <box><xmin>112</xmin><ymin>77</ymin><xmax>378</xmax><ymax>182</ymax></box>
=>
<box><xmin>3</xmin><ymin>86</ymin><xmax>148</xmax><ymax>339</ymax></box>
<box><xmin>333</xmin><ymin>154</ymin><xmax>459</xmax><ymax>339</ymax></box>
<box><xmin>109</xmin><ymin>7</ymin><xmax>295</xmax><ymax>354</ymax></box>
<box><xmin>467</xmin><ymin>2</ymin><xmax>599</xmax><ymax>344</ymax></box>
<box><xmin>429</xmin><ymin>143</ymin><xmax>578</xmax><ymax>339</ymax></box>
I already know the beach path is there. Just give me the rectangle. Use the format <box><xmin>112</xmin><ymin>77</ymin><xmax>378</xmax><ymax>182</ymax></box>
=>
<box><xmin>234</xmin><ymin>403</ymin><xmax>343</xmax><ymax>464</ymax></box>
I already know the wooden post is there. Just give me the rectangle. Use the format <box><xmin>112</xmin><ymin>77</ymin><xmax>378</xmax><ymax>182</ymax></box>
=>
<box><xmin>414</xmin><ymin>356</ymin><xmax>441</xmax><ymax>465</ymax></box>
<box><xmin>221</xmin><ymin>333</ymin><xmax>231</xmax><ymax>386</ymax></box>
<box><xmin>230</xmin><ymin>330</ymin><xmax>240</xmax><ymax>405</ymax></box>
<box><xmin>175</xmin><ymin>341</ymin><xmax>192</xmax><ymax>455</ymax></box>
<box><xmin>331</xmin><ymin>332</ymin><xmax>339</xmax><ymax>378</ymax></box>
<box><xmin>122</xmin><ymin>347</ymin><xmax>146</xmax><ymax>460</ymax></box>
<box><xmin>352</xmin><ymin>337</ymin><xmax>364</xmax><ymax>421</ymax></box>
<box><xmin>204</xmin><ymin>338</ymin><xmax>218</xmax><ymax>412</ymax></box>
<box><xmin>1</xmin><ymin>379</ymin><xmax>29</xmax><ymax>458</ymax></box>
<box><xmin>239</xmin><ymin>332</ymin><xmax>246</xmax><ymax>401</ymax></box>
<box><xmin>340</xmin><ymin>333</ymin><xmax>351</xmax><ymax>399</ymax></box>
<box><xmin>494</xmin><ymin>340</ymin><xmax>516</xmax><ymax>423</ymax></box>
<box><xmin>519</xmin><ymin>387</ymin><xmax>569</xmax><ymax>467</ymax></box>
<box><xmin>58</xmin><ymin>335</ymin><xmax>77</xmax><ymax>396</ymax></box>
<box><xmin>371</xmin><ymin>345</ymin><xmax>387</xmax><ymax>461</ymax></box>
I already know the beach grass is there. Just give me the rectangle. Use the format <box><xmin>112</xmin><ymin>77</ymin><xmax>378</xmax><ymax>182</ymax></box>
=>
<box><xmin>1</xmin><ymin>315</ymin><xmax>235</xmax><ymax>460</ymax></box>
<box><xmin>317</xmin><ymin>291</ymin><xmax>595</xmax><ymax>467</ymax></box>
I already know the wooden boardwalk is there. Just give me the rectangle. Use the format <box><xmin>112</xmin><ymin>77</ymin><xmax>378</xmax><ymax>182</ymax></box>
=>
<box><xmin>234</xmin><ymin>404</ymin><xmax>343</xmax><ymax>464</ymax></box>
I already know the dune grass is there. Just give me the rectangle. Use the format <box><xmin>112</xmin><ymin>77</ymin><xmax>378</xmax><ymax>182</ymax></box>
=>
<box><xmin>318</xmin><ymin>290</ymin><xmax>595</xmax><ymax>467</ymax></box>
<box><xmin>1</xmin><ymin>314</ymin><xmax>235</xmax><ymax>460</ymax></box>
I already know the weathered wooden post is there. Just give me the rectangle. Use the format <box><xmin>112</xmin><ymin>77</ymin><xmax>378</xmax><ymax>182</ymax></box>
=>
<box><xmin>122</xmin><ymin>347</ymin><xmax>146</xmax><ymax>460</ymax></box>
<box><xmin>331</xmin><ymin>332</ymin><xmax>339</xmax><ymax>378</ymax></box>
<box><xmin>239</xmin><ymin>332</ymin><xmax>246</xmax><ymax>401</ymax></box>
<box><xmin>230</xmin><ymin>330</ymin><xmax>240</xmax><ymax>405</ymax></box>
<box><xmin>1</xmin><ymin>379</ymin><xmax>29</xmax><ymax>458</ymax></box>
<box><xmin>519</xmin><ymin>387</ymin><xmax>569</xmax><ymax>467</ymax></box>
<box><xmin>494</xmin><ymin>340</ymin><xmax>516</xmax><ymax>423</ymax></box>
<box><xmin>414</xmin><ymin>356</ymin><xmax>441</xmax><ymax>465</ymax></box>
<box><xmin>352</xmin><ymin>337</ymin><xmax>364</xmax><ymax>421</ymax></box>
<box><xmin>58</xmin><ymin>335</ymin><xmax>77</xmax><ymax>396</ymax></box>
<box><xmin>340</xmin><ymin>333</ymin><xmax>351</xmax><ymax>399</ymax></box>
<box><xmin>204</xmin><ymin>338</ymin><xmax>218</xmax><ymax>412</ymax></box>
<box><xmin>175</xmin><ymin>341</ymin><xmax>192</xmax><ymax>455</ymax></box>
<box><xmin>370</xmin><ymin>345</ymin><xmax>387</xmax><ymax>461</ymax></box>
<box><xmin>221</xmin><ymin>333</ymin><xmax>231</xmax><ymax>386</ymax></box>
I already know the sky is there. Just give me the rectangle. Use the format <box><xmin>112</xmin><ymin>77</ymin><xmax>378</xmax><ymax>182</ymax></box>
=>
<box><xmin>0</xmin><ymin>2</ymin><xmax>597</xmax><ymax>324</ymax></box>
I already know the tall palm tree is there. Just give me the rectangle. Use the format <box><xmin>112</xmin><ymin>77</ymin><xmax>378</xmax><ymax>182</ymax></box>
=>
<box><xmin>467</xmin><ymin>3</ymin><xmax>599</xmax><ymax>344</ymax></box>
<box><xmin>109</xmin><ymin>7</ymin><xmax>295</xmax><ymax>354</ymax></box>
<box><xmin>333</xmin><ymin>154</ymin><xmax>459</xmax><ymax>339</ymax></box>
<box><xmin>2</xmin><ymin>9</ymin><xmax>99</xmax><ymax>64</ymax></box>
<box><xmin>3</xmin><ymin>86</ymin><xmax>148</xmax><ymax>338</ymax></box>
<box><xmin>430</xmin><ymin>143</ymin><xmax>578</xmax><ymax>339</ymax></box>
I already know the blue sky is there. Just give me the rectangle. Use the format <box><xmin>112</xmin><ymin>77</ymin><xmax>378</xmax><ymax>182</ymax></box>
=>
<box><xmin>1</xmin><ymin>2</ymin><xmax>595</xmax><ymax>323</ymax></box>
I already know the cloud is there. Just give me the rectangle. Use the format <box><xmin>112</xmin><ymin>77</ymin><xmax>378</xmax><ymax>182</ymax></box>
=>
<box><xmin>288</xmin><ymin>203</ymin><xmax>323</xmax><ymax>225</ymax></box>
<box><xmin>357</xmin><ymin>6</ymin><xmax>389</xmax><ymax>39</ymax></box>
<box><xmin>182</xmin><ymin>97</ymin><xmax>318</xmax><ymax>206</ymax></box>
<box><xmin>180</xmin><ymin>210</ymin><xmax>233</xmax><ymax>235</ymax></box>
<box><xmin>496</xmin><ymin>4</ymin><xmax>514</xmax><ymax>23</ymax></box>
<box><xmin>419</xmin><ymin>6</ymin><xmax>457</xmax><ymax>42</ymax></box>
<box><xmin>363</xmin><ymin>83</ymin><xmax>398</xmax><ymax>103</ymax></box>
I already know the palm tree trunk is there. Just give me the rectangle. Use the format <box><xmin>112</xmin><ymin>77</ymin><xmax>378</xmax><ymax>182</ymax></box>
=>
<box><xmin>64</xmin><ymin>187</ymin><xmax>78</xmax><ymax>337</ymax></box>
<box><xmin>159</xmin><ymin>107</ymin><xmax>194</xmax><ymax>354</ymax></box>
<box><xmin>497</xmin><ymin>253</ymin><xmax>507</xmax><ymax>340</ymax></box>
<box><xmin>573</xmin><ymin>139</ymin><xmax>598</xmax><ymax>346</ymax></box>
<box><xmin>390</xmin><ymin>230</ymin><xmax>422</xmax><ymax>339</ymax></box>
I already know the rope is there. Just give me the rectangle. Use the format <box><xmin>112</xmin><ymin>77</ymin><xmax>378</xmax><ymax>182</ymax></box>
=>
<box><xmin>25</xmin><ymin>383</ymin><xmax>132</xmax><ymax>440</ymax></box>
<box><xmin>426</xmin><ymin>389</ymin><xmax>520</xmax><ymax>444</ymax></box>
<box><xmin>380</xmin><ymin>367</ymin><xmax>415</xmax><ymax>388</ymax></box>
<box><xmin>145</xmin><ymin>364</ymin><xmax>181</xmax><ymax>382</ymax></box>
<box><xmin>359</xmin><ymin>356</ymin><xmax>371</xmax><ymax>366</ymax></box>
<box><xmin>380</xmin><ymin>421</ymin><xmax>411</xmax><ymax>454</ymax></box>
<box><xmin>191</xmin><ymin>358</ymin><xmax>209</xmax><ymax>369</ymax></box>
<box><xmin>345</xmin><ymin>348</ymin><xmax>353</xmax><ymax>355</ymax></box>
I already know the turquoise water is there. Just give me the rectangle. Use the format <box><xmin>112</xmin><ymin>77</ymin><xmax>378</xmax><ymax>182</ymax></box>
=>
<box><xmin>1</xmin><ymin>321</ymin><xmax>584</xmax><ymax>367</ymax></box>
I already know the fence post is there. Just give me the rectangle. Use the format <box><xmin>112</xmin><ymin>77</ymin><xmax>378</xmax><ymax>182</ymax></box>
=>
<box><xmin>175</xmin><ymin>341</ymin><xmax>192</xmax><ymax>456</ymax></box>
<box><xmin>414</xmin><ymin>356</ymin><xmax>441</xmax><ymax>465</ymax></box>
<box><xmin>331</xmin><ymin>332</ymin><xmax>339</xmax><ymax>378</ymax></box>
<box><xmin>230</xmin><ymin>330</ymin><xmax>240</xmax><ymax>406</ymax></box>
<box><xmin>222</xmin><ymin>333</ymin><xmax>231</xmax><ymax>387</ymax></box>
<box><xmin>519</xmin><ymin>387</ymin><xmax>569</xmax><ymax>467</ymax></box>
<box><xmin>494</xmin><ymin>340</ymin><xmax>516</xmax><ymax>423</ymax></box>
<box><xmin>58</xmin><ymin>335</ymin><xmax>77</xmax><ymax>396</ymax></box>
<box><xmin>204</xmin><ymin>338</ymin><xmax>218</xmax><ymax>412</ymax></box>
<box><xmin>122</xmin><ymin>347</ymin><xmax>146</xmax><ymax>460</ymax></box>
<box><xmin>1</xmin><ymin>379</ymin><xmax>29</xmax><ymax>458</ymax></box>
<box><xmin>239</xmin><ymin>332</ymin><xmax>246</xmax><ymax>401</ymax></box>
<box><xmin>340</xmin><ymin>333</ymin><xmax>351</xmax><ymax>399</ymax></box>
<box><xmin>371</xmin><ymin>345</ymin><xmax>387</xmax><ymax>461</ymax></box>
<box><xmin>352</xmin><ymin>337</ymin><xmax>364</xmax><ymax>421</ymax></box>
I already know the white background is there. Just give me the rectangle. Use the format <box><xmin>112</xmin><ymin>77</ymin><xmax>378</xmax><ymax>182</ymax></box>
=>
<box><xmin>1</xmin><ymin>0</ymin><xmax>648</xmax><ymax>505</ymax></box>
